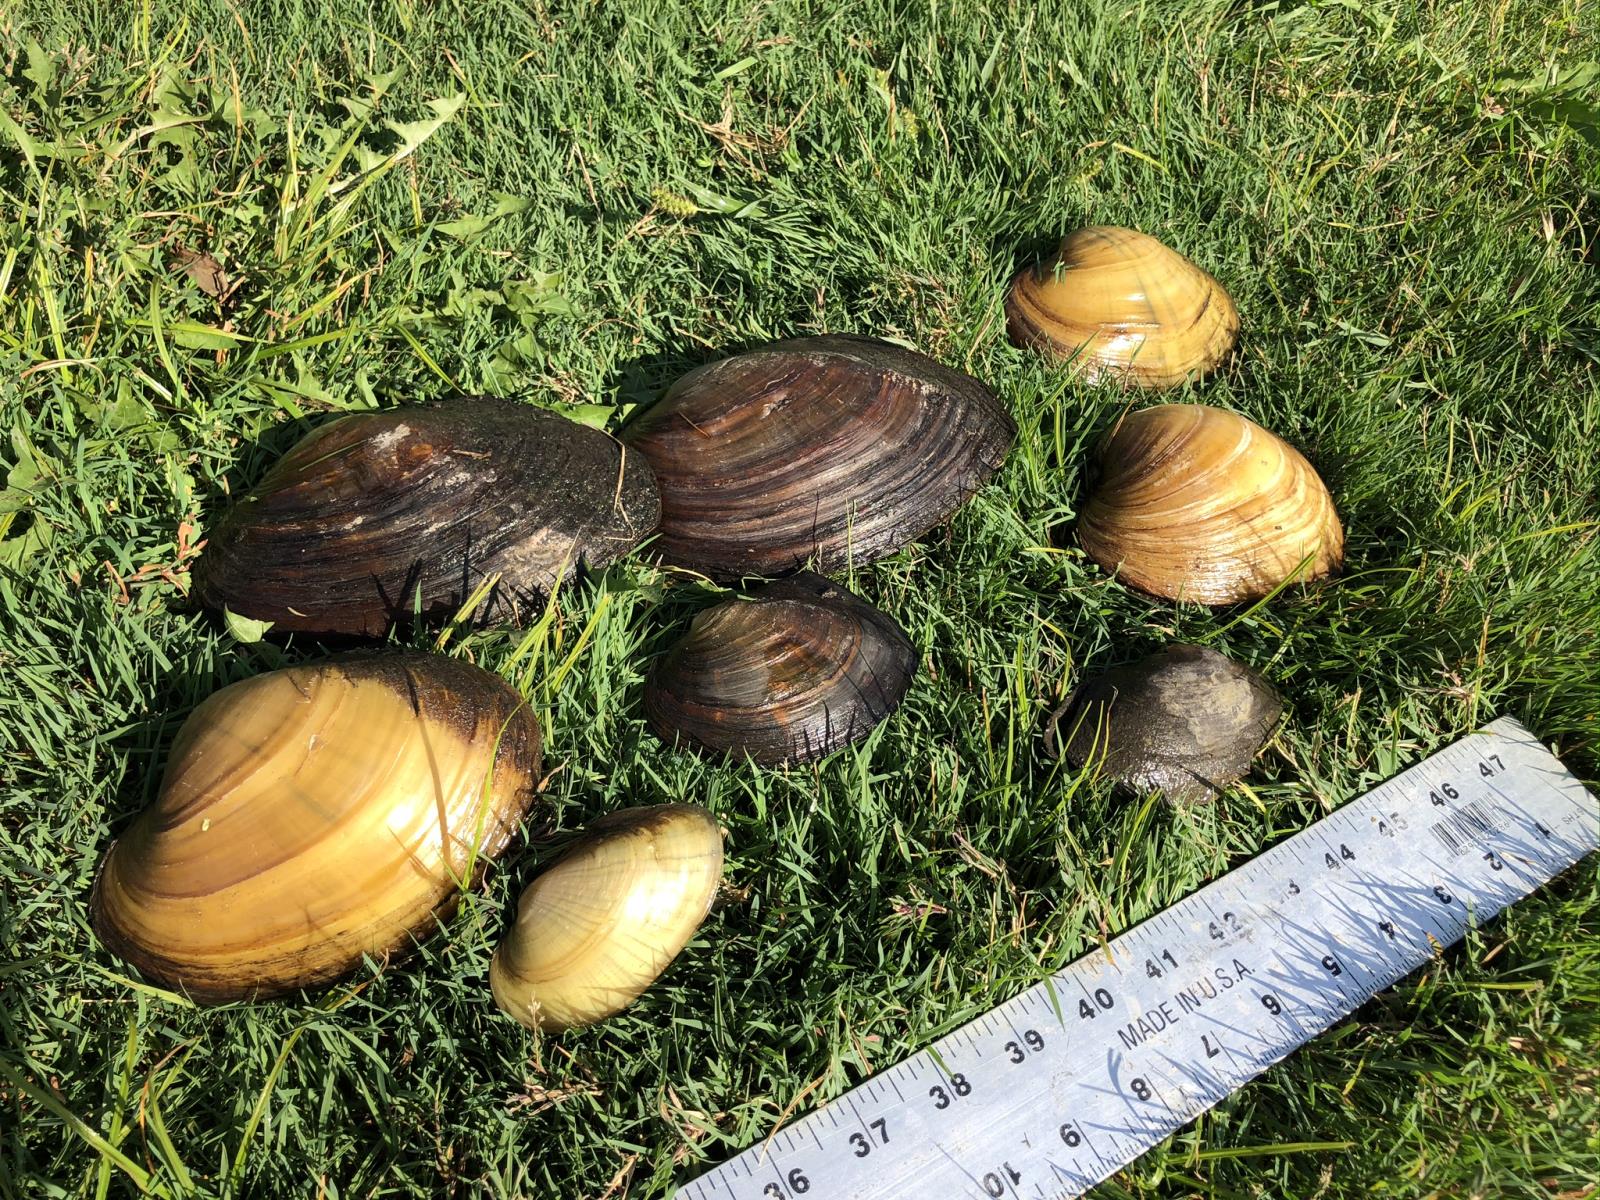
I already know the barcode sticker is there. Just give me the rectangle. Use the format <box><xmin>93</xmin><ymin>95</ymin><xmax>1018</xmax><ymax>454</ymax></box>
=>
<box><xmin>1429</xmin><ymin>798</ymin><xmax>1501</xmax><ymax>856</ymax></box>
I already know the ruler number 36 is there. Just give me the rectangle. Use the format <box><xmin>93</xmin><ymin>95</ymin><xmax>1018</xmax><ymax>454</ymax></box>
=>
<box><xmin>763</xmin><ymin>1169</ymin><xmax>809</xmax><ymax>1197</ymax></box>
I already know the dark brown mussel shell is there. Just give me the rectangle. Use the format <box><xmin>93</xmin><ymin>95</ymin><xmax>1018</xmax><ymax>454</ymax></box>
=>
<box><xmin>621</xmin><ymin>335</ymin><xmax>1015</xmax><ymax>579</ymax></box>
<box><xmin>644</xmin><ymin>572</ymin><xmax>917</xmax><ymax>765</ymax></box>
<box><xmin>193</xmin><ymin>399</ymin><xmax>661</xmax><ymax>636</ymax></box>
<box><xmin>1045</xmin><ymin>644</ymin><xmax>1281</xmax><ymax>804</ymax></box>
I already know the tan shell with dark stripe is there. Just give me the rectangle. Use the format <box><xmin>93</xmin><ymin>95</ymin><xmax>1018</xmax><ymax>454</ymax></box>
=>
<box><xmin>621</xmin><ymin>335</ymin><xmax>1015</xmax><ymax>580</ymax></box>
<box><xmin>1077</xmin><ymin>405</ymin><xmax>1343</xmax><ymax>604</ymax></box>
<box><xmin>91</xmin><ymin>653</ymin><xmax>540</xmax><ymax>1002</ymax></box>
<box><xmin>1006</xmin><ymin>227</ymin><xmax>1239</xmax><ymax>388</ymax></box>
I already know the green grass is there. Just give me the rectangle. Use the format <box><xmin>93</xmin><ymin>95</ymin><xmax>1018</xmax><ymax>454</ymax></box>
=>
<box><xmin>2</xmin><ymin>0</ymin><xmax>1599</xmax><ymax>1196</ymax></box>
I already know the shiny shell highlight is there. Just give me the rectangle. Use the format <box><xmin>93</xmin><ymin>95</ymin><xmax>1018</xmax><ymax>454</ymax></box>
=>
<box><xmin>92</xmin><ymin>653</ymin><xmax>541</xmax><ymax>1002</ymax></box>
<box><xmin>1046</xmin><ymin>644</ymin><xmax>1282</xmax><ymax>804</ymax></box>
<box><xmin>1077</xmin><ymin>405</ymin><xmax>1343</xmax><ymax>604</ymax></box>
<box><xmin>643</xmin><ymin>572</ymin><xmax>916</xmax><ymax>765</ymax></box>
<box><xmin>621</xmin><ymin>335</ymin><xmax>1015</xmax><ymax>579</ymax></box>
<box><xmin>193</xmin><ymin>399</ymin><xmax>661</xmax><ymax>636</ymax></box>
<box><xmin>490</xmin><ymin>804</ymin><xmax>723</xmax><ymax>1031</ymax></box>
<box><xmin>1006</xmin><ymin>227</ymin><xmax>1239</xmax><ymax>388</ymax></box>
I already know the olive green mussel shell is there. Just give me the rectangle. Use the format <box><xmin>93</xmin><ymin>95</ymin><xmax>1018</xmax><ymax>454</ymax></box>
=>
<box><xmin>491</xmin><ymin>804</ymin><xmax>723</xmax><ymax>1031</ymax></box>
<box><xmin>621</xmin><ymin>335</ymin><xmax>1015</xmax><ymax>579</ymax></box>
<box><xmin>193</xmin><ymin>398</ymin><xmax>661</xmax><ymax>636</ymax></box>
<box><xmin>1046</xmin><ymin>644</ymin><xmax>1281</xmax><ymax>804</ymax></box>
<box><xmin>1007</xmin><ymin>227</ymin><xmax>1239</xmax><ymax>388</ymax></box>
<box><xmin>92</xmin><ymin>653</ymin><xmax>541</xmax><ymax>1002</ymax></box>
<box><xmin>643</xmin><ymin>572</ymin><xmax>917</xmax><ymax>766</ymax></box>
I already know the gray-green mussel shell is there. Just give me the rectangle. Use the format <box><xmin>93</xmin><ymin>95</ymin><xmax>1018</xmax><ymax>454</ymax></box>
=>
<box><xmin>1046</xmin><ymin>644</ymin><xmax>1281</xmax><ymax>804</ymax></box>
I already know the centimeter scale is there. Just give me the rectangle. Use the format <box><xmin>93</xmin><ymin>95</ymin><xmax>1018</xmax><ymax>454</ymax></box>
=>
<box><xmin>678</xmin><ymin>717</ymin><xmax>1599</xmax><ymax>1200</ymax></box>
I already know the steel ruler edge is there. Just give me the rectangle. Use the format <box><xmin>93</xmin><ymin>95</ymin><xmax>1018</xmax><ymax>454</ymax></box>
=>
<box><xmin>676</xmin><ymin>717</ymin><xmax>1600</xmax><ymax>1200</ymax></box>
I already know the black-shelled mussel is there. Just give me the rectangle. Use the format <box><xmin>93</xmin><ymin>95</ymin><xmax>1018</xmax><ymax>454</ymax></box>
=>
<box><xmin>193</xmin><ymin>399</ymin><xmax>660</xmax><ymax>636</ymax></box>
<box><xmin>1046</xmin><ymin>644</ymin><xmax>1281</xmax><ymax>804</ymax></box>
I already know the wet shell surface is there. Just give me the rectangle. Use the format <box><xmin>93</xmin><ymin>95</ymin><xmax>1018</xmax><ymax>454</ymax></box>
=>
<box><xmin>620</xmin><ymin>335</ymin><xmax>1015</xmax><ymax>579</ymax></box>
<box><xmin>490</xmin><ymin>804</ymin><xmax>723</xmax><ymax>1031</ymax></box>
<box><xmin>1077</xmin><ymin>404</ymin><xmax>1344</xmax><ymax>604</ymax></box>
<box><xmin>1006</xmin><ymin>227</ymin><xmax>1239</xmax><ymax>388</ymax></box>
<box><xmin>193</xmin><ymin>398</ymin><xmax>661</xmax><ymax>636</ymax></box>
<box><xmin>643</xmin><ymin>572</ymin><xmax>917</xmax><ymax>766</ymax></box>
<box><xmin>1046</xmin><ymin>644</ymin><xmax>1281</xmax><ymax>804</ymax></box>
<box><xmin>92</xmin><ymin>653</ymin><xmax>541</xmax><ymax>1002</ymax></box>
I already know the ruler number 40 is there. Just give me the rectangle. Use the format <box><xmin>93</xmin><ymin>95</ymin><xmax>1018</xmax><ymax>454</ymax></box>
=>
<box><xmin>1078</xmin><ymin>988</ymin><xmax>1115</xmax><ymax>1020</ymax></box>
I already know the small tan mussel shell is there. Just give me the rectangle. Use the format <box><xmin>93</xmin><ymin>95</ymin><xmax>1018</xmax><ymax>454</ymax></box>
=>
<box><xmin>491</xmin><ymin>805</ymin><xmax>723</xmax><ymax>1031</ymax></box>
<box><xmin>92</xmin><ymin>653</ymin><xmax>540</xmax><ymax>1002</ymax></box>
<box><xmin>1077</xmin><ymin>405</ymin><xmax>1344</xmax><ymax>604</ymax></box>
<box><xmin>1006</xmin><ymin>227</ymin><xmax>1239</xmax><ymax>388</ymax></box>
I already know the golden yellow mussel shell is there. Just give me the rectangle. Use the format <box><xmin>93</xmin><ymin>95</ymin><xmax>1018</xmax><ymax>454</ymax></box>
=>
<box><xmin>92</xmin><ymin>653</ymin><xmax>540</xmax><ymax>1002</ymax></box>
<box><xmin>1077</xmin><ymin>405</ymin><xmax>1344</xmax><ymax>604</ymax></box>
<box><xmin>1006</xmin><ymin>227</ymin><xmax>1239</xmax><ymax>388</ymax></box>
<box><xmin>490</xmin><ymin>804</ymin><xmax>723</xmax><ymax>1031</ymax></box>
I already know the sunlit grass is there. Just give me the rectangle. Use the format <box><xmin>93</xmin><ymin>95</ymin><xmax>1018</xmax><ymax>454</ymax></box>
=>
<box><xmin>1</xmin><ymin>1</ymin><xmax>1597</xmax><ymax>1197</ymax></box>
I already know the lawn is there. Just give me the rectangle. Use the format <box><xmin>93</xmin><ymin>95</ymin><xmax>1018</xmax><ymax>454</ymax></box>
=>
<box><xmin>2</xmin><ymin>0</ymin><xmax>1599</xmax><ymax>1196</ymax></box>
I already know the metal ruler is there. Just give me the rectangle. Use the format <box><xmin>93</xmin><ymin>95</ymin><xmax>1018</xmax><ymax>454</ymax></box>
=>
<box><xmin>677</xmin><ymin>717</ymin><xmax>1598</xmax><ymax>1200</ymax></box>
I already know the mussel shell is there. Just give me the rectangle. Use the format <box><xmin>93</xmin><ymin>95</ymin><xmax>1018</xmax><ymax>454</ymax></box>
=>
<box><xmin>92</xmin><ymin>653</ymin><xmax>540</xmax><ymax>1002</ymax></box>
<box><xmin>1046</xmin><ymin>644</ymin><xmax>1281</xmax><ymax>804</ymax></box>
<box><xmin>620</xmin><ymin>335</ymin><xmax>1015</xmax><ymax>579</ymax></box>
<box><xmin>1006</xmin><ymin>227</ymin><xmax>1239</xmax><ymax>388</ymax></box>
<box><xmin>1077</xmin><ymin>404</ymin><xmax>1344</xmax><ymax>604</ymax></box>
<box><xmin>490</xmin><ymin>804</ymin><xmax>723</xmax><ymax>1031</ymax></box>
<box><xmin>643</xmin><ymin>572</ymin><xmax>916</xmax><ymax>766</ymax></box>
<box><xmin>192</xmin><ymin>398</ymin><xmax>661</xmax><ymax>636</ymax></box>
